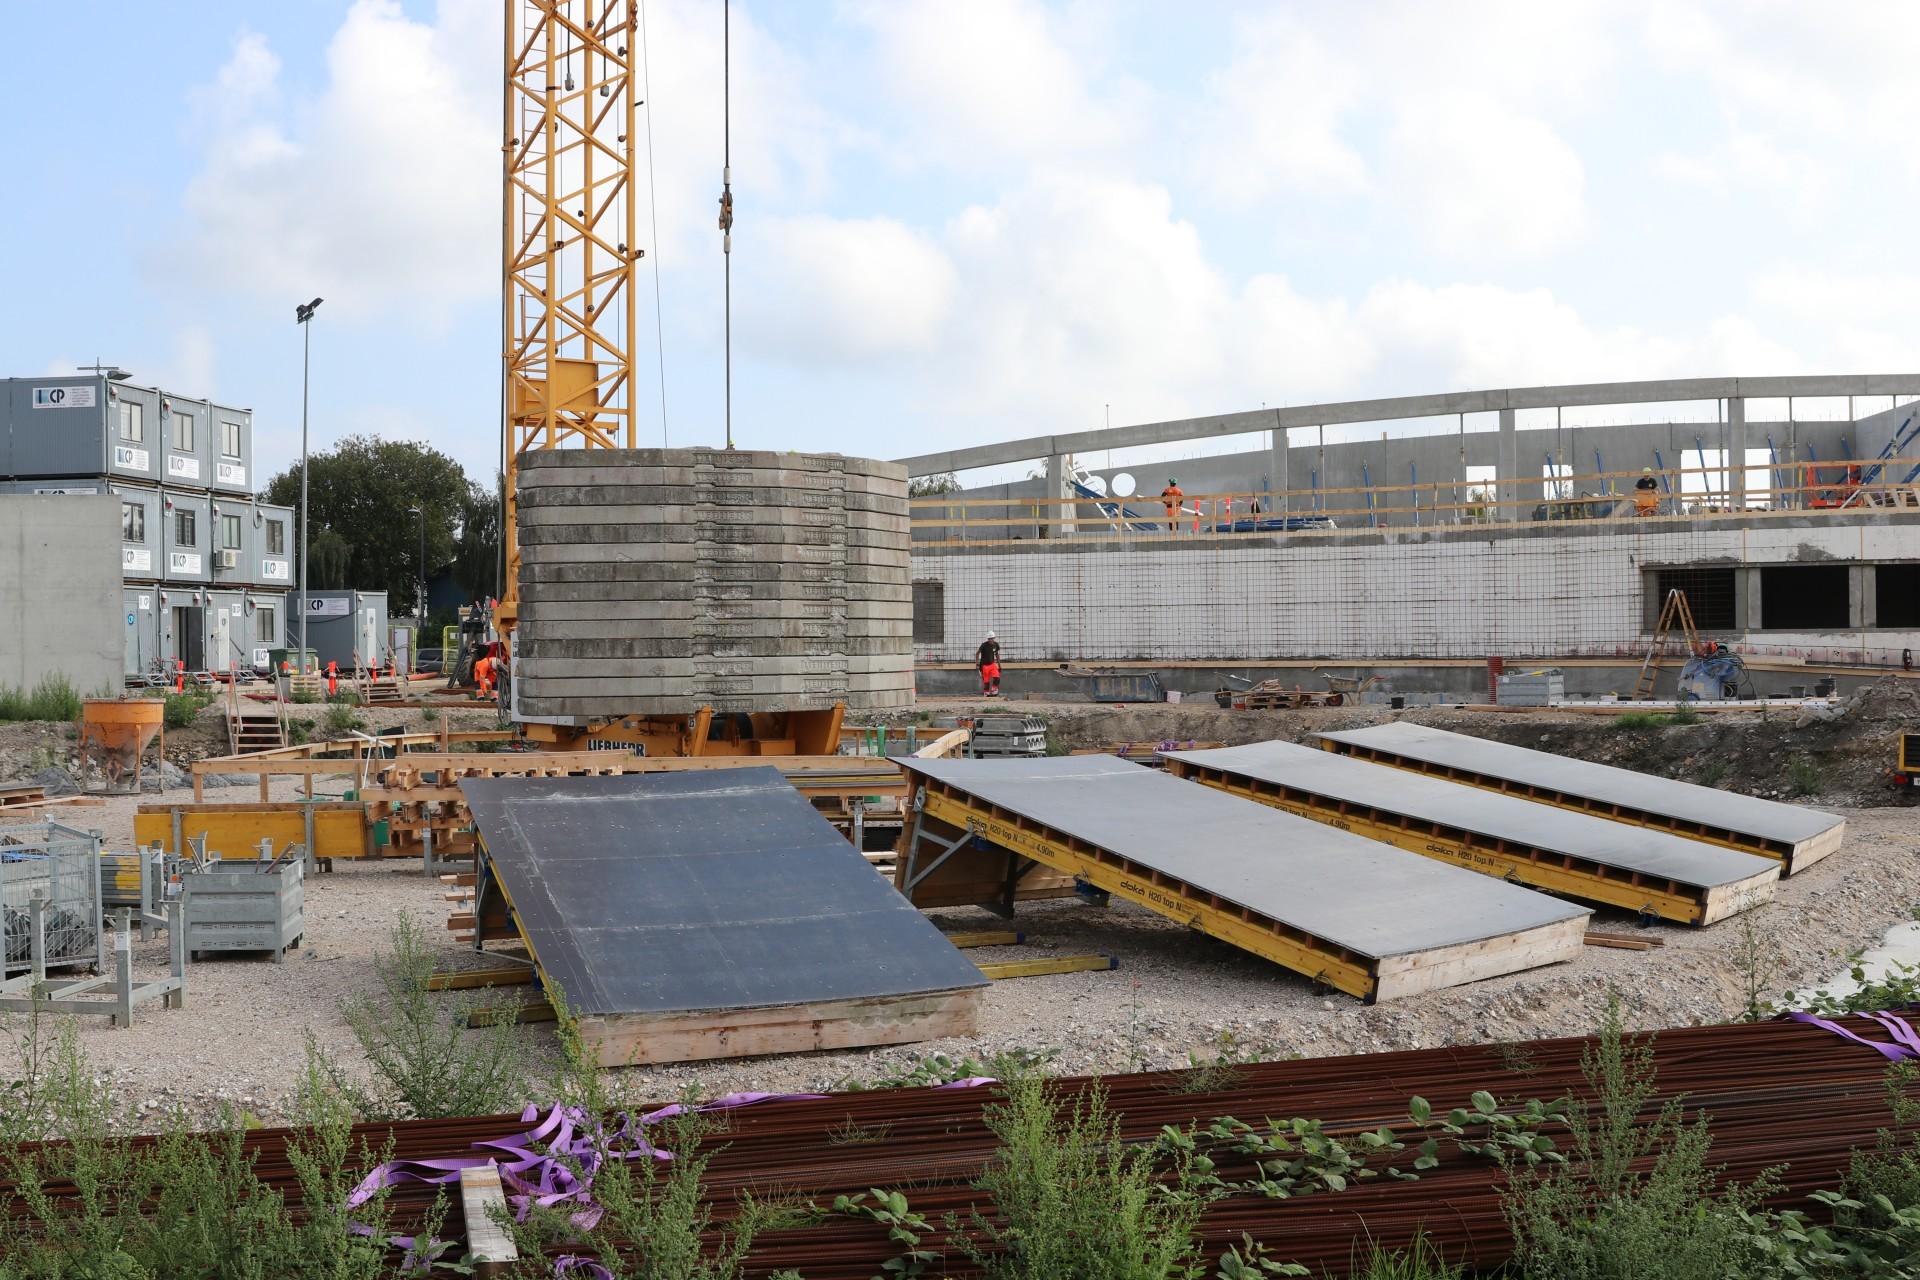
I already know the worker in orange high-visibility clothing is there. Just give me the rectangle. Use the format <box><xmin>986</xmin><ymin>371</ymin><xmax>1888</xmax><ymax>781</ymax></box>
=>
<box><xmin>1634</xmin><ymin>467</ymin><xmax>1660</xmax><ymax>516</ymax></box>
<box><xmin>474</xmin><ymin>650</ymin><xmax>496</xmax><ymax>700</ymax></box>
<box><xmin>1160</xmin><ymin>478</ymin><xmax>1184</xmax><ymax>534</ymax></box>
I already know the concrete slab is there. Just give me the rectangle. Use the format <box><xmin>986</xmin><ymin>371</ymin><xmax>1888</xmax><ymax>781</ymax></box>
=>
<box><xmin>1318</xmin><ymin>722</ymin><xmax>1846</xmax><ymax>872</ymax></box>
<box><xmin>898</xmin><ymin>756</ymin><xmax>1589</xmax><ymax>1000</ymax></box>
<box><xmin>1163</xmin><ymin>741</ymin><xmax>1780</xmax><ymax>924</ymax></box>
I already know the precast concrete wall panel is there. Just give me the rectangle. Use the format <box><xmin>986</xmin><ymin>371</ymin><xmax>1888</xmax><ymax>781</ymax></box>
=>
<box><xmin>514</xmin><ymin>448</ymin><xmax>914</xmax><ymax>717</ymax></box>
<box><xmin>0</xmin><ymin>495</ymin><xmax>123</xmax><ymax>694</ymax></box>
<box><xmin>911</xmin><ymin>513</ymin><xmax>1920</xmax><ymax>664</ymax></box>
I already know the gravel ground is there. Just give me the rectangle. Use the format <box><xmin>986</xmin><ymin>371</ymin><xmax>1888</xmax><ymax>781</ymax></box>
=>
<box><xmin>3</xmin><ymin>787</ymin><xmax>1912</xmax><ymax>1123</ymax></box>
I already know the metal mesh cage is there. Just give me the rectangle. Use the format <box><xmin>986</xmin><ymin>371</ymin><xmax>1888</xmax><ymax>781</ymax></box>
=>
<box><xmin>1</xmin><ymin>821</ymin><xmax>105</xmax><ymax>975</ymax></box>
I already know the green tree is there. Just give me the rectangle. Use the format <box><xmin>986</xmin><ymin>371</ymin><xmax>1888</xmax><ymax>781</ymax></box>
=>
<box><xmin>264</xmin><ymin>435</ymin><xmax>470</xmax><ymax>611</ymax></box>
<box><xmin>453</xmin><ymin>474</ymin><xmax>503</xmax><ymax>603</ymax></box>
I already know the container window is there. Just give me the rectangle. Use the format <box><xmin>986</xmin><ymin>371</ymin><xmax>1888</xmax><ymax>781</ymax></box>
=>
<box><xmin>266</xmin><ymin>519</ymin><xmax>286</xmax><ymax>555</ymax></box>
<box><xmin>175</xmin><ymin>510</ymin><xmax>196</xmax><ymax>547</ymax></box>
<box><xmin>119</xmin><ymin>401</ymin><xmax>144</xmax><ymax>443</ymax></box>
<box><xmin>221</xmin><ymin>514</ymin><xmax>242</xmax><ymax>550</ymax></box>
<box><xmin>221</xmin><ymin>421</ymin><xmax>242</xmax><ymax>459</ymax></box>
<box><xmin>172</xmin><ymin>411</ymin><xmax>193</xmax><ymax>452</ymax></box>
<box><xmin>257</xmin><ymin>606</ymin><xmax>276</xmax><ymax>644</ymax></box>
<box><xmin>121</xmin><ymin>503</ymin><xmax>145</xmax><ymax>543</ymax></box>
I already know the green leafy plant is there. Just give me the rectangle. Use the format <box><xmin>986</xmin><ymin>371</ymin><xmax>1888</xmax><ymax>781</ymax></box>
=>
<box><xmin>1413</xmin><ymin>1090</ymin><xmax>1568</xmax><ymax>1167</ymax></box>
<box><xmin>1610</xmin><ymin>711</ymin><xmax>1668</xmax><ymax>730</ymax></box>
<box><xmin>1786</xmin><ymin>756</ymin><xmax>1823</xmax><ymax>798</ymax></box>
<box><xmin>0</xmin><ymin>673</ymin><xmax>83</xmax><ymax>723</ymax></box>
<box><xmin>839</xmin><ymin>1046</ymin><xmax>1058</xmax><ymax>1091</ymax></box>
<box><xmin>162</xmin><ymin>688</ymin><xmax>214</xmax><ymax>729</ymax></box>
<box><xmin>334</xmin><ymin>913</ymin><xmax>531</xmax><ymax>1119</ymax></box>
<box><xmin>323</xmin><ymin>700</ymin><xmax>365</xmax><ymax>736</ymax></box>
<box><xmin>834</xmin><ymin>1188</ymin><xmax>942</xmax><ymax>1278</ymax></box>
<box><xmin>1774</xmin><ymin>954</ymin><xmax>1920</xmax><ymax>1018</ymax></box>
<box><xmin>960</xmin><ymin>1077</ymin><xmax>1205</xmax><ymax>1280</ymax></box>
<box><xmin>1170</xmin><ymin>1029</ymin><xmax>1289</xmax><ymax>1095</ymax></box>
<box><xmin>1503</xmin><ymin>993</ymin><xmax>1780</xmax><ymax>1279</ymax></box>
<box><xmin>1214</xmin><ymin>1233</ymin><xmax>1309</xmax><ymax>1277</ymax></box>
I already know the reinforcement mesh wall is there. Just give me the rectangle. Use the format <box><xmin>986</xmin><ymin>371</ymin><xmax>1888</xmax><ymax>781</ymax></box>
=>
<box><xmin>911</xmin><ymin>519</ymin><xmax>1906</xmax><ymax>664</ymax></box>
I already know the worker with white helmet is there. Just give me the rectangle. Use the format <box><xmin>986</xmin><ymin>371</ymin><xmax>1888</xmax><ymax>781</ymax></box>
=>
<box><xmin>977</xmin><ymin>630</ymin><xmax>1002</xmax><ymax>697</ymax></box>
<box><xmin>1634</xmin><ymin>466</ymin><xmax>1660</xmax><ymax>516</ymax></box>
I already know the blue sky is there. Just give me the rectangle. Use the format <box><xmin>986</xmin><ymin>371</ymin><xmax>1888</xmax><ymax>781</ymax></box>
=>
<box><xmin>6</xmin><ymin>1</ymin><xmax>1917</xmax><ymax>489</ymax></box>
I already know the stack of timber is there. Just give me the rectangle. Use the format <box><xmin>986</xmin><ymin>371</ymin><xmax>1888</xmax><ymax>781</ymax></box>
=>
<box><xmin>461</xmin><ymin>769</ymin><xmax>987</xmax><ymax>1065</ymax></box>
<box><xmin>365</xmin><ymin>750</ymin><xmax>643</xmax><ymax>859</ymax></box>
<box><xmin>1162</xmin><ymin>741</ymin><xmax>1781</xmax><ymax>925</ymax></box>
<box><xmin>514</xmin><ymin>448</ymin><xmax>914</xmax><ymax>719</ymax></box>
<box><xmin>896</xmin><ymin>756</ymin><xmax>1589</xmax><ymax>1000</ymax></box>
<box><xmin>1319</xmin><ymin>722</ymin><xmax>1847</xmax><ymax>873</ymax></box>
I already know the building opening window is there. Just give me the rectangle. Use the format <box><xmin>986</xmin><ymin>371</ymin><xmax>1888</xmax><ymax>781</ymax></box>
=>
<box><xmin>221</xmin><ymin>514</ymin><xmax>241</xmax><ymax>551</ymax></box>
<box><xmin>121</xmin><ymin>502</ymin><xmax>145</xmax><ymax>542</ymax></box>
<box><xmin>1651</xmin><ymin>566</ymin><xmax>1737</xmax><ymax>630</ymax></box>
<box><xmin>1875</xmin><ymin>564</ymin><xmax>1920</xmax><ymax>629</ymax></box>
<box><xmin>171</xmin><ymin>411</ymin><xmax>193</xmax><ymax>452</ymax></box>
<box><xmin>1541</xmin><ymin>462</ymin><xmax>1573</xmax><ymax>500</ymax></box>
<box><xmin>221</xmin><ymin>421</ymin><xmax>242</xmax><ymax>459</ymax></box>
<box><xmin>175</xmin><ymin>510</ymin><xmax>196</xmax><ymax>547</ymax></box>
<box><xmin>119</xmin><ymin>401</ymin><xmax>143</xmax><ymax>443</ymax></box>
<box><xmin>912</xmin><ymin>580</ymin><xmax>945</xmax><ymax>645</ymax></box>
<box><xmin>257</xmin><ymin>606</ymin><xmax>276</xmax><ymax>644</ymax></box>
<box><xmin>266</xmin><ymin>519</ymin><xmax>286</xmax><ymax>555</ymax></box>
<box><xmin>1761</xmin><ymin>564</ymin><xmax>1850</xmax><ymax>630</ymax></box>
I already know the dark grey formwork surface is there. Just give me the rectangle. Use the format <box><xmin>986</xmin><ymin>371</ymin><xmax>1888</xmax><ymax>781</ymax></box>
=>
<box><xmin>899</xmin><ymin>756</ymin><xmax>1587</xmax><ymax>961</ymax></box>
<box><xmin>1318</xmin><ymin>722</ymin><xmax>1844</xmax><ymax>847</ymax></box>
<box><xmin>1162</xmin><ymin>741</ymin><xmax>1778</xmax><ymax>890</ymax></box>
<box><xmin>462</xmin><ymin>770</ymin><xmax>986</xmax><ymax>1018</ymax></box>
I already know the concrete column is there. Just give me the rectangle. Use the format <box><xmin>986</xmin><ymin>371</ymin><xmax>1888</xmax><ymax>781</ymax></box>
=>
<box><xmin>1042</xmin><ymin>454</ymin><xmax>1074</xmax><ymax>539</ymax></box>
<box><xmin>1496</xmin><ymin>408</ymin><xmax>1518</xmax><ymax>522</ymax></box>
<box><xmin>1852</xmin><ymin>564</ymin><xmax>1870</xmax><ymax>630</ymax></box>
<box><xmin>1745</xmin><ymin>568</ymin><xmax>1763</xmax><ymax>632</ymax></box>
<box><xmin>1268</xmin><ymin>417</ymin><xmax>1289</xmax><ymax>515</ymax></box>
<box><xmin>1728</xmin><ymin>397</ymin><xmax>1748</xmax><ymax>507</ymax></box>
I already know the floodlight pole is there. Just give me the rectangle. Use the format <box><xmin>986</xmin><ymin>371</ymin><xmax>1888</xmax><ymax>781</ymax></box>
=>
<box><xmin>295</xmin><ymin>298</ymin><xmax>323</xmax><ymax>671</ymax></box>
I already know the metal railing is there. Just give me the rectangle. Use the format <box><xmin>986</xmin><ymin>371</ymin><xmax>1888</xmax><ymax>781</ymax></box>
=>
<box><xmin>910</xmin><ymin>456</ymin><xmax>1920</xmax><ymax>546</ymax></box>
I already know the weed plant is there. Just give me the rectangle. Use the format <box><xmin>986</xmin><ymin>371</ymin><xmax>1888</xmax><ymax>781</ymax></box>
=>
<box><xmin>323</xmin><ymin>700</ymin><xmax>365</xmax><ymax>736</ymax></box>
<box><xmin>961</xmin><ymin>1077</ymin><xmax>1205</xmax><ymax>1280</ymax></box>
<box><xmin>163</xmin><ymin>689</ymin><xmax>214</xmax><ymax>729</ymax></box>
<box><xmin>1785</xmin><ymin>755</ymin><xmax>1824</xmax><ymax>797</ymax></box>
<box><xmin>0</xmin><ymin>675</ymin><xmax>82</xmax><ymax>723</ymax></box>
<box><xmin>330</xmin><ymin>912</ymin><xmax>532</xmax><ymax>1119</ymax></box>
<box><xmin>1503</xmin><ymin>994</ymin><xmax>1778</xmax><ymax>1279</ymax></box>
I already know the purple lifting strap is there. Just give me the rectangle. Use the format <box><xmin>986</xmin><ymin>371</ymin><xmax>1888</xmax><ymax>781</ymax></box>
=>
<box><xmin>348</xmin><ymin>1085</ymin><xmax>1022</xmax><ymax>1278</ymax></box>
<box><xmin>1784</xmin><ymin>1010</ymin><xmax>1920</xmax><ymax>1061</ymax></box>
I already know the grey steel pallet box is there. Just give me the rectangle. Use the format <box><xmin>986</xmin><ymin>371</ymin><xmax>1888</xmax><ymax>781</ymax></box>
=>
<box><xmin>182</xmin><ymin>859</ymin><xmax>304</xmax><ymax>962</ymax></box>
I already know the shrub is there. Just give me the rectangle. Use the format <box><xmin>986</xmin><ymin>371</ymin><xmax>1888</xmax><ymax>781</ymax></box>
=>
<box><xmin>322</xmin><ymin>701</ymin><xmax>363</xmax><ymax>737</ymax></box>
<box><xmin>162</xmin><ymin>690</ymin><xmax>212</xmax><ymax>729</ymax></box>
<box><xmin>1609</xmin><ymin>711</ymin><xmax>1668</xmax><ymax>731</ymax></box>
<box><xmin>1503</xmin><ymin>994</ymin><xmax>1778</xmax><ymax>1279</ymax></box>
<box><xmin>1786</xmin><ymin>756</ymin><xmax>1823</xmax><ymax>798</ymax></box>
<box><xmin>962</xmin><ymin>1077</ymin><xmax>1206</xmax><ymax>1280</ymax></box>
<box><xmin>334</xmin><ymin>913</ymin><xmax>532</xmax><ymax>1119</ymax></box>
<box><xmin>0</xmin><ymin>674</ymin><xmax>83</xmax><ymax>723</ymax></box>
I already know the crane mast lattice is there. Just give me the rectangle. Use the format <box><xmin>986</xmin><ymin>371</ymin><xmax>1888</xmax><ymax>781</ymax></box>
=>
<box><xmin>500</xmin><ymin>0</ymin><xmax>641</xmax><ymax>638</ymax></box>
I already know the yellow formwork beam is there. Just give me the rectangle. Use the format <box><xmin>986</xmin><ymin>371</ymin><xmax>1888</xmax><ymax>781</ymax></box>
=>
<box><xmin>1179</xmin><ymin>772</ymin><xmax>1708</xmax><ymax>925</ymax></box>
<box><xmin>918</xmin><ymin>788</ymin><xmax>1377</xmax><ymax>1000</ymax></box>
<box><xmin>1317</xmin><ymin>739</ymin><xmax>1787</xmax><ymax>864</ymax></box>
<box><xmin>976</xmin><ymin>954</ymin><xmax>1116</xmax><ymax>980</ymax></box>
<box><xmin>945</xmin><ymin>930</ymin><xmax>1023</xmax><ymax>948</ymax></box>
<box><xmin>132</xmin><ymin>805</ymin><xmax>370</xmax><ymax>861</ymax></box>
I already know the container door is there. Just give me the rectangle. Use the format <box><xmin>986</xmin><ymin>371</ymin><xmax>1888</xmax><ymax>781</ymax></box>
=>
<box><xmin>361</xmin><ymin>607</ymin><xmax>377</xmax><ymax>670</ymax></box>
<box><xmin>211</xmin><ymin>608</ymin><xmax>231</xmax><ymax>675</ymax></box>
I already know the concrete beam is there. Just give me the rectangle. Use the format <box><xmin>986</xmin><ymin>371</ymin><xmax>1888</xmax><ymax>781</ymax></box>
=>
<box><xmin>897</xmin><ymin>374</ymin><xmax>1920</xmax><ymax>476</ymax></box>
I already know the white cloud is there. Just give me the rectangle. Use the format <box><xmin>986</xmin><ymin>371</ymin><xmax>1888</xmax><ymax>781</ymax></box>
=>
<box><xmin>742</xmin><ymin>215</ymin><xmax>956</xmax><ymax>360</ymax></box>
<box><xmin>1387</xmin><ymin>96</ymin><xmax>1587</xmax><ymax>258</ymax></box>
<box><xmin>1190</xmin><ymin>16</ymin><xmax>1366</xmax><ymax>202</ymax></box>
<box><xmin>846</xmin><ymin>0</ymin><xmax>1144</xmax><ymax>169</ymax></box>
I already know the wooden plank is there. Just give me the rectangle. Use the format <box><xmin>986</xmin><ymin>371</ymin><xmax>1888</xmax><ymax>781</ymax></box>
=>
<box><xmin>458</xmin><ymin>1165</ymin><xmax>519</xmax><ymax>1277</ymax></box>
<box><xmin>978</xmin><ymin>953</ymin><xmax>1117</xmax><ymax>979</ymax></box>
<box><xmin>913</xmin><ymin>729</ymin><xmax>972</xmax><ymax>759</ymax></box>
<box><xmin>426</xmin><ymin>966</ymin><xmax>537</xmax><ymax>992</ymax></box>
<box><xmin>578</xmin><ymin>987</ymin><xmax>982</xmax><ymax>1067</ymax></box>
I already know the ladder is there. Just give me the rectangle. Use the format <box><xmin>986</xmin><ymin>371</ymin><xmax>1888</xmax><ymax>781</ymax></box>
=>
<box><xmin>1633</xmin><ymin>589</ymin><xmax>1703</xmax><ymax>702</ymax></box>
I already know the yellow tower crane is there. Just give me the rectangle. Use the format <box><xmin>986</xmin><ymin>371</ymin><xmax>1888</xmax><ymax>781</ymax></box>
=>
<box><xmin>498</xmin><ymin>0</ymin><xmax>641</xmax><ymax>642</ymax></box>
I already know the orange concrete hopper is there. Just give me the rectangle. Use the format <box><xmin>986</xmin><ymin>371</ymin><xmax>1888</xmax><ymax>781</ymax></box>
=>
<box><xmin>79</xmin><ymin>699</ymin><xmax>166</xmax><ymax>794</ymax></box>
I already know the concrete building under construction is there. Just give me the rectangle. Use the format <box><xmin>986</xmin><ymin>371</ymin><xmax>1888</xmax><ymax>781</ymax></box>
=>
<box><xmin>903</xmin><ymin>374</ymin><xmax>1920</xmax><ymax>699</ymax></box>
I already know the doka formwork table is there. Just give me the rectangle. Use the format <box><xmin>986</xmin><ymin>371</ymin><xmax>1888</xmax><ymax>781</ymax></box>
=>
<box><xmin>1317</xmin><ymin>722</ymin><xmax>1846</xmax><ymax>873</ymax></box>
<box><xmin>460</xmin><ymin>769</ymin><xmax>988</xmax><ymax>1067</ymax></box>
<box><xmin>1161</xmin><ymin>741</ymin><xmax>1780</xmax><ymax>925</ymax></box>
<box><xmin>895</xmin><ymin>755</ymin><xmax>1590</xmax><ymax>1002</ymax></box>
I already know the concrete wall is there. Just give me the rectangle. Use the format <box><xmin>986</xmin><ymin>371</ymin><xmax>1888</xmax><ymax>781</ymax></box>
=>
<box><xmin>911</xmin><ymin>510</ymin><xmax>1920</xmax><ymax>666</ymax></box>
<box><xmin>0</xmin><ymin>495</ymin><xmax>123</xmax><ymax>694</ymax></box>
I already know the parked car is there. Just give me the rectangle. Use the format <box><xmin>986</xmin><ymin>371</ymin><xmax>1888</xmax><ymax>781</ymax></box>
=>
<box><xmin>413</xmin><ymin>647</ymin><xmax>447</xmax><ymax>676</ymax></box>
